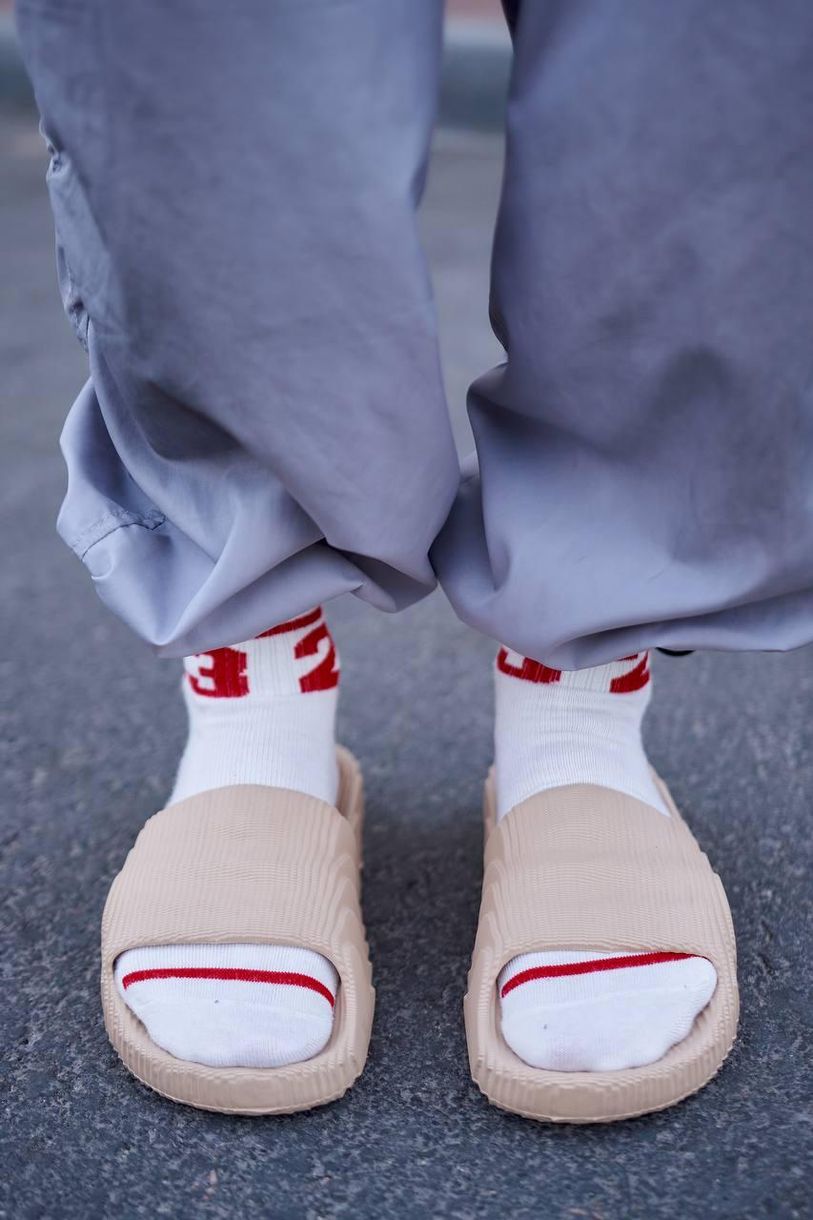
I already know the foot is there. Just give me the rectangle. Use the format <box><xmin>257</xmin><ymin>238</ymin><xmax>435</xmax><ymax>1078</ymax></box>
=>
<box><xmin>494</xmin><ymin>649</ymin><xmax>717</xmax><ymax>1072</ymax></box>
<box><xmin>116</xmin><ymin>944</ymin><xmax>338</xmax><ymax>1069</ymax></box>
<box><xmin>498</xmin><ymin>949</ymin><xmax>716</xmax><ymax>1072</ymax></box>
<box><xmin>116</xmin><ymin>607</ymin><xmax>342</xmax><ymax>1069</ymax></box>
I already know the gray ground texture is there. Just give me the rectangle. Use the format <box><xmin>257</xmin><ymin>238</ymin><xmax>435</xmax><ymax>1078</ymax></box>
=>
<box><xmin>1</xmin><ymin>95</ymin><xmax>812</xmax><ymax>1220</ymax></box>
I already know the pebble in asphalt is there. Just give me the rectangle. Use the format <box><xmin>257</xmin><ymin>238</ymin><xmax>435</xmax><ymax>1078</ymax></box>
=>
<box><xmin>1</xmin><ymin>108</ymin><xmax>811</xmax><ymax>1220</ymax></box>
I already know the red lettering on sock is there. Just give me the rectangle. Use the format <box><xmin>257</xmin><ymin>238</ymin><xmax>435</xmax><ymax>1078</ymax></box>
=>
<box><xmin>188</xmin><ymin>647</ymin><xmax>249</xmax><ymax>698</ymax></box>
<box><xmin>497</xmin><ymin>647</ymin><xmax>562</xmax><ymax>685</ymax></box>
<box><xmin>295</xmin><ymin>622</ymin><xmax>340</xmax><ymax>692</ymax></box>
<box><xmin>257</xmin><ymin>607</ymin><xmax>323</xmax><ymax>638</ymax></box>
<box><xmin>610</xmin><ymin>653</ymin><xmax>650</xmax><ymax>693</ymax></box>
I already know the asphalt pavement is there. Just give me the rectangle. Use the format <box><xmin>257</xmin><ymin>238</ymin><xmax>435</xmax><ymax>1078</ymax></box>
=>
<box><xmin>1</xmin><ymin>105</ymin><xmax>811</xmax><ymax>1220</ymax></box>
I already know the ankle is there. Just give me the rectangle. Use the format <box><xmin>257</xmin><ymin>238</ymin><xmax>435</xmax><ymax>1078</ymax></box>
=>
<box><xmin>170</xmin><ymin>607</ymin><xmax>340</xmax><ymax>807</ymax></box>
<box><xmin>493</xmin><ymin>649</ymin><xmax>666</xmax><ymax>818</ymax></box>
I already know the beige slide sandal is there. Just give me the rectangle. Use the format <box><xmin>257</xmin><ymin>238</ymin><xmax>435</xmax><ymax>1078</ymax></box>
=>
<box><xmin>101</xmin><ymin>747</ymin><xmax>373</xmax><ymax>1114</ymax></box>
<box><xmin>465</xmin><ymin>771</ymin><xmax>738</xmax><ymax>1123</ymax></box>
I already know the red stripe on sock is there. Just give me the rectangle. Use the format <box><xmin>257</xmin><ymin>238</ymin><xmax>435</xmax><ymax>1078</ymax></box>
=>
<box><xmin>257</xmin><ymin>607</ymin><xmax>323</xmax><ymax>638</ymax></box>
<box><xmin>610</xmin><ymin>653</ymin><xmax>650</xmax><ymax>693</ymax></box>
<box><xmin>500</xmin><ymin>951</ymin><xmax>695</xmax><ymax>997</ymax></box>
<box><xmin>121</xmin><ymin>967</ymin><xmax>335</xmax><ymax>1006</ymax></box>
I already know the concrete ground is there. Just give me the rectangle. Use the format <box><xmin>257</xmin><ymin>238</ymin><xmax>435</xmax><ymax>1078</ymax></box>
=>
<box><xmin>1</xmin><ymin>102</ymin><xmax>811</xmax><ymax>1220</ymax></box>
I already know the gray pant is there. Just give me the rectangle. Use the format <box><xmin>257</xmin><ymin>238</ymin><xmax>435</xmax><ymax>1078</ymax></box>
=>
<box><xmin>16</xmin><ymin>0</ymin><xmax>813</xmax><ymax>666</ymax></box>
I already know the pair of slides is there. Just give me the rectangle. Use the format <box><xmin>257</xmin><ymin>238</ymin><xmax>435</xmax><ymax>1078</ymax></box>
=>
<box><xmin>102</xmin><ymin>748</ymin><xmax>738</xmax><ymax>1121</ymax></box>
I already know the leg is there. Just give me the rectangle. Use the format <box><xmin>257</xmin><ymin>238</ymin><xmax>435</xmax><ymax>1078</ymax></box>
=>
<box><xmin>435</xmin><ymin>0</ymin><xmax>813</xmax><ymax>667</ymax></box>
<box><xmin>447</xmin><ymin>0</ymin><xmax>813</xmax><ymax>1101</ymax></box>
<box><xmin>17</xmin><ymin>0</ymin><xmax>450</xmax><ymax>1087</ymax></box>
<box><xmin>17</xmin><ymin>0</ymin><xmax>456</xmax><ymax>658</ymax></box>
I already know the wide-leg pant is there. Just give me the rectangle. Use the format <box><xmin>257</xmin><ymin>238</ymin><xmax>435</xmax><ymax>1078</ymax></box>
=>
<box><xmin>16</xmin><ymin>0</ymin><xmax>813</xmax><ymax>667</ymax></box>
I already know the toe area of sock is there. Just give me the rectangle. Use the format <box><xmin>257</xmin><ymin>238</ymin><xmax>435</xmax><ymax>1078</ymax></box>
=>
<box><xmin>500</xmin><ymin>954</ymin><xmax>718</xmax><ymax>1073</ymax></box>
<box><xmin>114</xmin><ymin>945</ymin><xmax>338</xmax><ymax>1069</ymax></box>
<box><xmin>501</xmin><ymin>1004</ymin><xmax>697</xmax><ymax>1072</ymax></box>
<box><xmin>130</xmin><ymin>999</ymin><xmax>335</xmax><ymax>1068</ymax></box>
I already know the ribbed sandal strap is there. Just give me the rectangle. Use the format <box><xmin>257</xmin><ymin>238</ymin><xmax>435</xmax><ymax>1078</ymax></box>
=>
<box><xmin>103</xmin><ymin>786</ymin><xmax>361</xmax><ymax>968</ymax></box>
<box><xmin>478</xmin><ymin>783</ymin><xmax>735</xmax><ymax>969</ymax></box>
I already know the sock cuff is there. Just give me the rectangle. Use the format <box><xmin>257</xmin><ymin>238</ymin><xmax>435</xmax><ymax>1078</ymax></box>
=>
<box><xmin>183</xmin><ymin>607</ymin><xmax>340</xmax><ymax>701</ymax></box>
<box><xmin>496</xmin><ymin>648</ymin><xmax>651</xmax><ymax>695</ymax></box>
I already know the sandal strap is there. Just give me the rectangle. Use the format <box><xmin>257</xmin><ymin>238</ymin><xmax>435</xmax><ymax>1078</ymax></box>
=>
<box><xmin>476</xmin><ymin>783</ymin><xmax>735</xmax><ymax>971</ymax></box>
<box><xmin>102</xmin><ymin>785</ymin><xmax>362</xmax><ymax>976</ymax></box>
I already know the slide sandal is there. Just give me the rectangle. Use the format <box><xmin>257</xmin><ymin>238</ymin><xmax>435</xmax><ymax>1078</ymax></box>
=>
<box><xmin>464</xmin><ymin>772</ymin><xmax>738</xmax><ymax>1122</ymax></box>
<box><xmin>101</xmin><ymin>746</ymin><xmax>373</xmax><ymax>1114</ymax></box>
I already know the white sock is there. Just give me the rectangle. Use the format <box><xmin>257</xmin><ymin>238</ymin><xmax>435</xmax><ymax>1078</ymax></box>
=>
<box><xmin>117</xmin><ymin>607</ymin><xmax>341</xmax><ymax>1069</ymax></box>
<box><xmin>498</xmin><ymin>949</ymin><xmax>717</xmax><ymax>1072</ymax></box>
<box><xmin>494</xmin><ymin>648</ymin><xmax>666</xmax><ymax>819</ymax></box>
<box><xmin>494</xmin><ymin>649</ymin><xmax>717</xmax><ymax>1072</ymax></box>
<box><xmin>115</xmin><ymin>944</ymin><xmax>338</xmax><ymax>1069</ymax></box>
<box><xmin>170</xmin><ymin>606</ymin><xmax>339</xmax><ymax>807</ymax></box>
